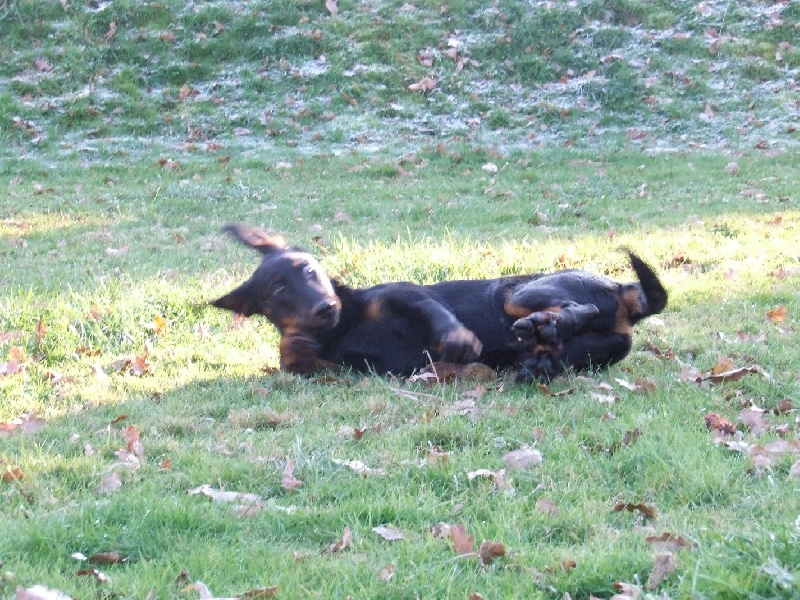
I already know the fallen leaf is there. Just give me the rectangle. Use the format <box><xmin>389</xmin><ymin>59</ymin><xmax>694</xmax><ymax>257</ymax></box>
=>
<box><xmin>534</xmin><ymin>497</ymin><xmax>560</xmax><ymax>516</ymax></box>
<box><xmin>240</xmin><ymin>587</ymin><xmax>279</xmax><ymax>599</ymax></box>
<box><xmin>646</xmin><ymin>553</ymin><xmax>677</xmax><ymax>589</ymax></box>
<box><xmin>738</xmin><ymin>407</ymin><xmax>770</xmax><ymax>435</ymax></box>
<box><xmin>467</xmin><ymin>468</ymin><xmax>511</xmax><ymax>490</ymax></box>
<box><xmin>766</xmin><ymin>306</ymin><xmax>788</xmax><ymax>323</ymax></box>
<box><xmin>323</xmin><ymin>526</ymin><xmax>352</xmax><ymax>554</ymax></box>
<box><xmin>96</xmin><ymin>471</ymin><xmax>122</xmax><ymax>494</ymax></box>
<box><xmin>646</xmin><ymin>532</ymin><xmax>693</xmax><ymax>552</ymax></box>
<box><xmin>763</xmin><ymin>439</ymin><xmax>800</xmax><ymax>456</ymax></box>
<box><xmin>502</xmin><ymin>448</ymin><xmax>542</xmax><ymax>470</ymax></box>
<box><xmin>88</xmin><ymin>551</ymin><xmax>126</xmax><ymax>564</ymax></box>
<box><xmin>700</xmin><ymin>366</ymin><xmax>759</xmax><ymax>385</ymax></box>
<box><xmin>705</xmin><ymin>412</ymin><xmax>737</xmax><ymax>435</ymax></box>
<box><xmin>443</xmin><ymin>398</ymin><xmax>481</xmax><ymax>421</ymax></box>
<box><xmin>131</xmin><ymin>350</ymin><xmax>152</xmax><ymax>376</ymax></box>
<box><xmin>613</xmin><ymin>502</ymin><xmax>657</xmax><ymax>519</ymax></box>
<box><xmin>372</xmin><ymin>525</ymin><xmax>406</xmax><ymax>542</ymax></box>
<box><xmin>282</xmin><ymin>458</ymin><xmax>304</xmax><ymax>491</ymax></box>
<box><xmin>790</xmin><ymin>462</ymin><xmax>800</xmax><ymax>479</ymax></box>
<box><xmin>612</xmin><ymin>581</ymin><xmax>642</xmax><ymax>599</ymax></box>
<box><xmin>187</xmin><ymin>484</ymin><xmax>262</xmax><ymax>505</ymax></box>
<box><xmin>478</xmin><ymin>540</ymin><xmax>506</xmax><ymax>565</ymax></box>
<box><xmin>408</xmin><ymin>76</ymin><xmax>437</xmax><ymax>92</ymax></box>
<box><xmin>379</xmin><ymin>563</ymin><xmax>395</xmax><ymax>582</ymax></box>
<box><xmin>325</xmin><ymin>0</ymin><xmax>338</xmax><ymax>17</ymax></box>
<box><xmin>450</xmin><ymin>524</ymin><xmax>475</xmax><ymax>555</ymax></box>
<box><xmin>76</xmin><ymin>567</ymin><xmax>109</xmax><ymax>583</ymax></box>
<box><xmin>331</xmin><ymin>458</ymin><xmax>387</xmax><ymax>476</ymax></box>
<box><xmin>710</xmin><ymin>357</ymin><xmax>736</xmax><ymax>375</ymax></box>
<box><xmin>2</xmin><ymin>466</ymin><xmax>24</xmax><ymax>482</ymax></box>
<box><xmin>430</xmin><ymin>522</ymin><xmax>451</xmax><ymax>538</ymax></box>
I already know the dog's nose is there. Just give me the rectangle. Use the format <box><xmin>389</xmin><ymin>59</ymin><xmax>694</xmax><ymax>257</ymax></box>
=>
<box><xmin>313</xmin><ymin>300</ymin><xmax>337</xmax><ymax>318</ymax></box>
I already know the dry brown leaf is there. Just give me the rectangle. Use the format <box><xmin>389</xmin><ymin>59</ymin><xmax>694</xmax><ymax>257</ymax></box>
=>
<box><xmin>96</xmin><ymin>471</ymin><xmax>121</xmax><ymax>494</ymax></box>
<box><xmin>766</xmin><ymin>305</ymin><xmax>788</xmax><ymax>323</ymax></box>
<box><xmin>430</xmin><ymin>522</ymin><xmax>452</xmax><ymax>538</ymax></box>
<box><xmin>76</xmin><ymin>567</ymin><xmax>110</xmax><ymax>582</ymax></box>
<box><xmin>323</xmin><ymin>526</ymin><xmax>352</xmax><ymax>554</ymax></box>
<box><xmin>478</xmin><ymin>540</ymin><xmax>506</xmax><ymax>565</ymax></box>
<box><xmin>611</xmin><ymin>581</ymin><xmax>642</xmax><ymax>599</ymax></box>
<box><xmin>2</xmin><ymin>466</ymin><xmax>24</xmax><ymax>482</ymax></box>
<box><xmin>646</xmin><ymin>553</ymin><xmax>677</xmax><ymax>589</ymax></box>
<box><xmin>790</xmin><ymin>461</ymin><xmax>800</xmax><ymax>479</ymax></box>
<box><xmin>535</xmin><ymin>497</ymin><xmax>560</xmax><ymax>516</ymax></box>
<box><xmin>282</xmin><ymin>458</ymin><xmax>304</xmax><ymax>491</ymax></box>
<box><xmin>613</xmin><ymin>502</ymin><xmax>657</xmax><ymax>519</ymax></box>
<box><xmin>408</xmin><ymin>76</ymin><xmax>437</xmax><ymax>92</ymax></box>
<box><xmin>325</xmin><ymin>0</ymin><xmax>338</xmax><ymax>17</ymax></box>
<box><xmin>450</xmin><ymin>524</ymin><xmax>475</xmax><ymax>555</ymax></box>
<box><xmin>331</xmin><ymin>457</ymin><xmax>386</xmax><ymax>476</ymax></box>
<box><xmin>704</xmin><ymin>412</ymin><xmax>737</xmax><ymax>435</ymax></box>
<box><xmin>646</xmin><ymin>532</ymin><xmax>693</xmax><ymax>552</ymax></box>
<box><xmin>187</xmin><ymin>484</ymin><xmax>262</xmax><ymax>505</ymax></box>
<box><xmin>701</xmin><ymin>366</ymin><xmax>759</xmax><ymax>385</ymax></box>
<box><xmin>372</xmin><ymin>525</ymin><xmax>406</xmax><ymax>542</ymax></box>
<box><xmin>739</xmin><ymin>407</ymin><xmax>770</xmax><ymax>435</ymax></box>
<box><xmin>503</xmin><ymin>447</ymin><xmax>542</xmax><ymax>470</ymax></box>
<box><xmin>88</xmin><ymin>551</ymin><xmax>126</xmax><ymax>564</ymax></box>
<box><xmin>443</xmin><ymin>398</ymin><xmax>480</xmax><ymax>421</ymax></box>
<box><xmin>710</xmin><ymin>357</ymin><xmax>736</xmax><ymax>375</ymax></box>
<box><xmin>379</xmin><ymin>564</ymin><xmax>395</xmax><ymax>582</ymax></box>
<box><xmin>467</xmin><ymin>468</ymin><xmax>510</xmax><ymax>490</ymax></box>
<box><xmin>763</xmin><ymin>439</ymin><xmax>800</xmax><ymax>456</ymax></box>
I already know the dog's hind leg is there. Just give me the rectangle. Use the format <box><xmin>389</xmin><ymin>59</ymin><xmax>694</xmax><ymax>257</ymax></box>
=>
<box><xmin>510</xmin><ymin>301</ymin><xmax>600</xmax><ymax>346</ymax></box>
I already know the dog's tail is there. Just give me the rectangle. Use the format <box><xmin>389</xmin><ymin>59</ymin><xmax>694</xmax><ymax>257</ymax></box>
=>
<box><xmin>626</xmin><ymin>251</ymin><xmax>668</xmax><ymax>317</ymax></box>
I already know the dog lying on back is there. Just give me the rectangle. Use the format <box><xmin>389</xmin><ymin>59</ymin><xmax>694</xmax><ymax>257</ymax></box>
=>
<box><xmin>211</xmin><ymin>224</ymin><xmax>667</xmax><ymax>381</ymax></box>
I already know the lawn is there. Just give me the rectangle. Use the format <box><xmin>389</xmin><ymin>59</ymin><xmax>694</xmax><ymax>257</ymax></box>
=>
<box><xmin>1</xmin><ymin>0</ymin><xmax>799</xmax><ymax>598</ymax></box>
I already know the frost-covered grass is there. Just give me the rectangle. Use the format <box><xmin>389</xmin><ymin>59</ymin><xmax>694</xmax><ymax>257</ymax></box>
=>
<box><xmin>1</xmin><ymin>0</ymin><xmax>798</xmax><ymax>158</ymax></box>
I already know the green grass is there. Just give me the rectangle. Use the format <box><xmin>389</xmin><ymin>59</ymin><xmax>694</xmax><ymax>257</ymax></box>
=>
<box><xmin>1</xmin><ymin>0</ymin><xmax>800</xmax><ymax>598</ymax></box>
<box><xmin>2</xmin><ymin>149</ymin><xmax>799</xmax><ymax>598</ymax></box>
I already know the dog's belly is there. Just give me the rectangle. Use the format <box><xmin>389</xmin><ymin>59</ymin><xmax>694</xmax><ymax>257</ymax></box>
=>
<box><xmin>324</xmin><ymin>318</ymin><xmax>433</xmax><ymax>376</ymax></box>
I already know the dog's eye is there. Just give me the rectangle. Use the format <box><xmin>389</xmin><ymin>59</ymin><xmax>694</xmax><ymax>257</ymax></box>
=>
<box><xmin>273</xmin><ymin>285</ymin><xmax>286</xmax><ymax>297</ymax></box>
<box><xmin>303</xmin><ymin>265</ymin><xmax>316</xmax><ymax>279</ymax></box>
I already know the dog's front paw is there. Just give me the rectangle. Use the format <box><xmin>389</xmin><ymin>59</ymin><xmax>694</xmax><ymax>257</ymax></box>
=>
<box><xmin>512</xmin><ymin>312</ymin><xmax>559</xmax><ymax>343</ymax></box>
<box><xmin>438</xmin><ymin>327</ymin><xmax>483</xmax><ymax>364</ymax></box>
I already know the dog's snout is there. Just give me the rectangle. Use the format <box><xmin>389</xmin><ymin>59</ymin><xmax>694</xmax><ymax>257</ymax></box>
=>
<box><xmin>313</xmin><ymin>300</ymin><xmax>337</xmax><ymax>318</ymax></box>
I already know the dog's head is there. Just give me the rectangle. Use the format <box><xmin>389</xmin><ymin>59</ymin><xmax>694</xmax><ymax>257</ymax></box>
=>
<box><xmin>211</xmin><ymin>224</ymin><xmax>341</xmax><ymax>333</ymax></box>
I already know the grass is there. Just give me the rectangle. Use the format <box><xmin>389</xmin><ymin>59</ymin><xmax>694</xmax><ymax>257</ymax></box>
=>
<box><xmin>1</xmin><ymin>0</ymin><xmax>800</xmax><ymax>598</ymax></box>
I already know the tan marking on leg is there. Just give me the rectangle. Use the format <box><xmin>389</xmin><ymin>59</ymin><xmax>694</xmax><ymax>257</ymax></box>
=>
<box><xmin>504</xmin><ymin>303</ymin><xmax>563</xmax><ymax>319</ymax></box>
<box><xmin>365</xmin><ymin>299</ymin><xmax>383</xmax><ymax>321</ymax></box>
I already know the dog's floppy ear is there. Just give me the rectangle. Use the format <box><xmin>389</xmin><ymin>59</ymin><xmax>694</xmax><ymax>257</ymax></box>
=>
<box><xmin>223</xmin><ymin>223</ymin><xmax>287</xmax><ymax>255</ymax></box>
<box><xmin>210</xmin><ymin>282</ymin><xmax>257</xmax><ymax>316</ymax></box>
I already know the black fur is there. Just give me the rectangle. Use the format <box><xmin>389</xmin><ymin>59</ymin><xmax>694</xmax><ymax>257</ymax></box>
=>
<box><xmin>211</xmin><ymin>224</ymin><xmax>668</xmax><ymax>380</ymax></box>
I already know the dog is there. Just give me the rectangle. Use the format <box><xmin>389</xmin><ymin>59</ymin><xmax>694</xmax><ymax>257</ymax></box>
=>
<box><xmin>211</xmin><ymin>224</ymin><xmax>667</xmax><ymax>381</ymax></box>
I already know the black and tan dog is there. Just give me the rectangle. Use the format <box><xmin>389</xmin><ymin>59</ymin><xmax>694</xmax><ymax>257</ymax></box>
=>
<box><xmin>211</xmin><ymin>224</ymin><xmax>667</xmax><ymax>381</ymax></box>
